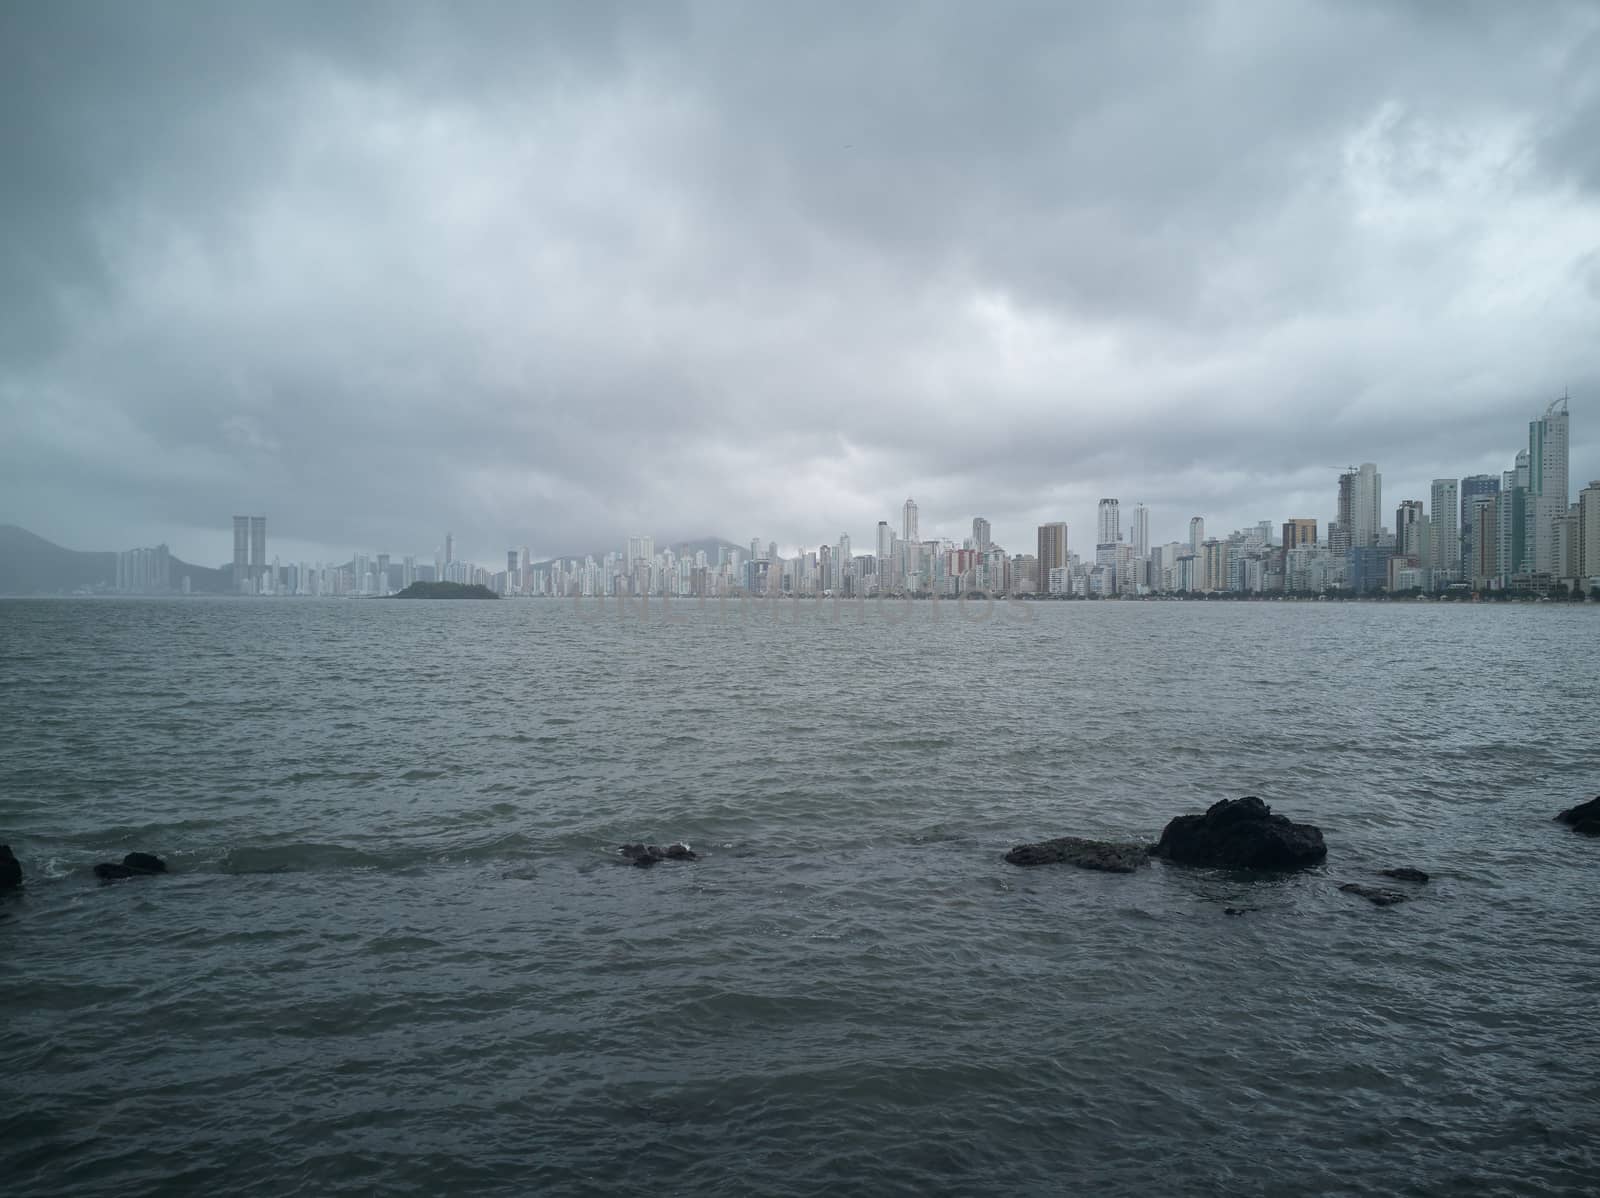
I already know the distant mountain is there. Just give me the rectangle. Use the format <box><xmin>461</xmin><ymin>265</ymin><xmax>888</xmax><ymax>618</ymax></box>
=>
<box><xmin>0</xmin><ymin>525</ymin><xmax>232</xmax><ymax>595</ymax></box>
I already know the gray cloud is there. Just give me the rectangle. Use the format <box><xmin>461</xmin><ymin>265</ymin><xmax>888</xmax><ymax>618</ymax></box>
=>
<box><xmin>3</xmin><ymin>0</ymin><xmax>1598</xmax><ymax>565</ymax></box>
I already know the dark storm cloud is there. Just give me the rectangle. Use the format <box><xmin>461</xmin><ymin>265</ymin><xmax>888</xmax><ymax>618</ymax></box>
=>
<box><xmin>2</xmin><ymin>0</ymin><xmax>1597</xmax><ymax>564</ymax></box>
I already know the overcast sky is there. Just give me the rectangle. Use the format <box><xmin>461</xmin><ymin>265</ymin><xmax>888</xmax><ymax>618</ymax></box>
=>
<box><xmin>4</xmin><ymin>1</ymin><xmax>1598</xmax><ymax>566</ymax></box>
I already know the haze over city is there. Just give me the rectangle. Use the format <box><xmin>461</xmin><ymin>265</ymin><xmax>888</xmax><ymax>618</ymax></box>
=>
<box><xmin>4</xmin><ymin>2</ymin><xmax>1599</xmax><ymax>565</ymax></box>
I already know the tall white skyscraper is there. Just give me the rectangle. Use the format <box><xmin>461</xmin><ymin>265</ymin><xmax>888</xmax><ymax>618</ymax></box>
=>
<box><xmin>1189</xmin><ymin>517</ymin><xmax>1204</xmax><ymax>556</ymax></box>
<box><xmin>876</xmin><ymin>521</ymin><xmax>892</xmax><ymax>561</ymax></box>
<box><xmin>1429</xmin><ymin>479</ymin><xmax>1459</xmax><ymax>585</ymax></box>
<box><xmin>1097</xmin><ymin>499</ymin><xmax>1121</xmax><ymax>545</ymax></box>
<box><xmin>1131</xmin><ymin>504</ymin><xmax>1150</xmax><ymax>558</ymax></box>
<box><xmin>972</xmin><ymin>517</ymin><xmax>991</xmax><ymax>554</ymax></box>
<box><xmin>1352</xmin><ymin>463</ymin><xmax>1382</xmax><ymax>547</ymax></box>
<box><xmin>1530</xmin><ymin>396</ymin><xmax>1570</xmax><ymax>574</ymax></box>
<box><xmin>902</xmin><ymin>497</ymin><xmax>919</xmax><ymax>544</ymax></box>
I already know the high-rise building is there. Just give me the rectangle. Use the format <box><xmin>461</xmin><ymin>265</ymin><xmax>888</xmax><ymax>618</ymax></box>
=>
<box><xmin>1131</xmin><ymin>504</ymin><xmax>1149</xmax><ymax>558</ymax></box>
<box><xmin>1188</xmin><ymin>517</ymin><xmax>1204</xmax><ymax>556</ymax></box>
<box><xmin>249</xmin><ymin>516</ymin><xmax>266</xmax><ymax>587</ymax></box>
<box><xmin>1529</xmin><ymin>396</ymin><xmax>1571</xmax><ymax>574</ymax></box>
<box><xmin>1395</xmin><ymin>500</ymin><xmax>1425</xmax><ymax>559</ymax></box>
<box><xmin>972</xmin><ymin>517</ymin><xmax>991</xmax><ymax>554</ymax></box>
<box><xmin>232</xmin><ymin>516</ymin><xmax>249</xmax><ymax>591</ymax></box>
<box><xmin>876</xmin><ymin>521</ymin><xmax>892</xmax><ymax>561</ymax></box>
<box><xmin>1332</xmin><ymin>470</ymin><xmax>1356</xmax><ymax>556</ymax></box>
<box><xmin>1282</xmin><ymin>518</ymin><xmax>1317</xmax><ymax>551</ymax></box>
<box><xmin>1429</xmin><ymin>479</ymin><xmax>1459</xmax><ymax>586</ymax></box>
<box><xmin>1579</xmin><ymin>481</ymin><xmax>1600</xmax><ymax>580</ymax></box>
<box><xmin>1468</xmin><ymin>493</ymin><xmax>1499</xmax><ymax>588</ymax></box>
<box><xmin>902</xmin><ymin>498</ymin><xmax>919</xmax><ymax>544</ymax></box>
<box><xmin>1352</xmin><ymin>463</ymin><xmax>1381</xmax><ymax>547</ymax></box>
<box><xmin>1097</xmin><ymin>499</ymin><xmax>1121</xmax><ymax>546</ymax></box>
<box><xmin>1037</xmin><ymin>523</ymin><xmax>1068</xmax><ymax>593</ymax></box>
<box><xmin>445</xmin><ymin>533</ymin><xmax>454</xmax><ymax>566</ymax></box>
<box><xmin>1459</xmin><ymin>475</ymin><xmax>1500</xmax><ymax>581</ymax></box>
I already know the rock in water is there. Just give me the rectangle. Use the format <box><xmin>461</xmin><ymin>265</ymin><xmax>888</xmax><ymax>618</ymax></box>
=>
<box><xmin>0</xmin><ymin>845</ymin><xmax>21</xmax><ymax>891</ymax></box>
<box><xmin>620</xmin><ymin>842</ymin><xmax>698</xmax><ymax>868</ymax></box>
<box><xmin>1379</xmin><ymin>867</ymin><xmax>1429</xmax><ymax>883</ymax></box>
<box><xmin>93</xmin><ymin>852</ymin><xmax>168</xmax><ymax>880</ymax></box>
<box><xmin>1555</xmin><ymin>796</ymin><xmax>1600</xmax><ymax>835</ymax></box>
<box><xmin>1004</xmin><ymin>837</ymin><xmax>1150</xmax><ymax>873</ymax></box>
<box><xmin>1153</xmin><ymin>797</ymin><xmax>1326</xmax><ymax>870</ymax></box>
<box><xmin>1340</xmin><ymin>882</ymin><xmax>1408</xmax><ymax>907</ymax></box>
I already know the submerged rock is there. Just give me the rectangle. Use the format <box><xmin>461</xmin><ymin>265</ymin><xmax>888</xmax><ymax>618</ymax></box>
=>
<box><xmin>1339</xmin><ymin>882</ymin><xmax>1408</xmax><ymax>907</ymax></box>
<box><xmin>1379</xmin><ymin>867</ymin><xmax>1430</xmax><ymax>883</ymax></box>
<box><xmin>620</xmin><ymin>842</ymin><xmax>697</xmax><ymax>868</ymax></box>
<box><xmin>1555</xmin><ymin>796</ymin><xmax>1600</xmax><ymax>836</ymax></box>
<box><xmin>1153</xmin><ymin>797</ymin><xmax>1326</xmax><ymax>870</ymax></box>
<box><xmin>0</xmin><ymin>845</ymin><xmax>20</xmax><ymax>891</ymax></box>
<box><xmin>1224</xmin><ymin>907</ymin><xmax>1256</xmax><ymax>916</ymax></box>
<box><xmin>93</xmin><ymin>852</ymin><xmax>168</xmax><ymax>881</ymax></box>
<box><xmin>1004</xmin><ymin>837</ymin><xmax>1150</xmax><ymax>873</ymax></box>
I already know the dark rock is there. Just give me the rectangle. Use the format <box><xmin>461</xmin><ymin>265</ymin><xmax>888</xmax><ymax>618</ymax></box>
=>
<box><xmin>1574</xmin><ymin>819</ymin><xmax>1600</xmax><ymax>838</ymax></box>
<box><xmin>93</xmin><ymin>852</ymin><xmax>168</xmax><ymax>881</ymax></box>
<box><xmin>1379</xmin><ymin>867</ymin><xmax>1429</xmax><ymax>883</ymax></box>
<box><xmin>1224</xmin><ymin>907</ymin><xmax>1256</xmax><ymax>916</ymax></box>
<box><xmin>1339</xmin><ymin>882</ymin><xmax>1408</xmax><ymax>907</ymax></box>
<box><xmin>0</xmin><ymin>844</ymin><xmax>21</xmax><ymax>891</ymax></box>
<box><xmin>1555</xmin><ymin>795</ymin><xmax>1600</xmax><ymax>827</ymax></box>
<box><xmin>1153</xmin><ymin>797</ymin><xmax>1327</xmax><ymax>870</ymax></box>
<box><xmin>620</xmin><ymin>842</ymin><xmax>696</xmax><ymax>867</ymax></box>
<box><xmin>1004</xmin><ymin>837</ymin><xmax>1150</xmax><ymax>873</ymax></box>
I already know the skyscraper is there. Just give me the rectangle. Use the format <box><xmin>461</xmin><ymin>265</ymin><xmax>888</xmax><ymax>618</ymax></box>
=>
<box><xmin>248</xmin><ymin>516</ymin><xmax>266</xmax><ymax>588</ymax></box>
<box><xmin>1579</xmin><ymin>480</ymin><xmax>1600</xmax><ymax>580</ymax></box>
<box><xmin>902</xmin><ymin>497</ymin><xmax>919</xmax><ymax>544</ymax></box>
<box><xmin>1529</xmin><ymin>396</ymin><xmax>1571</xmax><ymax>574</ymax></box>
<box><xmin>1129</xmin><ymin>504</ymin><xmax>1149</xmax><ymax>559</ymax></box>
<box><xmin>1188</xmin><ymin>517</ymin><xmax>1204</xmax><ymax>556</ymax></box>
<box><xmin>1428</xmin><ymin>480</ymin><xmax>1459</xmax><ymax>586</ymax></box>
<box><xmin>1037</xmin><ymin>523</ymin><xmax>1068</xmax><ymax>594</ymax></box>
<box><xmin>876</xmin><ymin>521</ymin><xmax>892</xmax><ymax>561</ymax></box>
<box><xmin>972</xmin><ymin>517</ymin><xmax>991</xmax><ymax>554</ymax></box>
<box><xmin>1395</xmin><ymin>500</ymin><xmax>1425</xmax><ymax>558</ymax></box>
<box><xmin>1351</xmin><ymin>463</ymin><xmax>1381</xmax><ymax>547</ymax></box>
<box><xmin>1459</xmin><ymin>475</ymin><xmax>1500</xmax><ymax>582</ymax></box>
<box><xmin>1097</xmin><ymin>499</ymin><xmax>1121</xmax><ymax>546</ymax></box>
<box><xmin>445</xmin><ymin>532</ymin><xmax>454</xmax><ymax>566</ymax></box>
<box><xmin>232</xmin><ymin>516</ymin><xmax>249</xmax><ymax>591</ymax></box>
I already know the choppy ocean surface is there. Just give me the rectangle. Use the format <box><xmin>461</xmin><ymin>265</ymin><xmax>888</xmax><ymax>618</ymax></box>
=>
<box><xmin>3</xmin><ymin>596</ymin><xmax>1598</xmax><ymax>1196</ymax></box>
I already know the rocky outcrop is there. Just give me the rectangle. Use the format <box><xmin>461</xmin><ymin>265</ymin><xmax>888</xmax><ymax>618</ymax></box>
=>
<box><xmin>1339</xmin><ymin>882</ymin><xmax>1408</xmax><ymax>907</ymax></box>
<box><xmin>0</xmin><ymin>845</ymin><xmax>20</xmax><ymax>891</ymax></box>
<box><xmin>1153</xmin><ymin>797</ymin><xmax>1326</xmax><ymax>869</ymax></box>
<box><xmin>1004</xmin><ymin>837</ymin><xmax>1151</xmax><ymax>873</ymax></box>
<box><xmin>620</xmin><ymin>842</ymin><xmax>697</xmax><ymax>868</ymax></box>
<box><xmin>1555</xmin><ymin>796</ymin><xmax>1600</xmax><ymax>837</ymax></box>
<box><xmin>93</xmin><ymin>852</ymin><xmax>168</xmax><ymax>880</ymax></box>
<box><xmin>1379</xmin><ymin>867</ymin><xmax>1429</xmax><ymax>883</ymax></box>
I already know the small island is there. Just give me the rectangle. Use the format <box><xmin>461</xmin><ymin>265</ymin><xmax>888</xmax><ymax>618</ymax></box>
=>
<box><xmin>391</xmin><ymin>581</ymin><xmax>500</xmax><ymax>599</ymax></box>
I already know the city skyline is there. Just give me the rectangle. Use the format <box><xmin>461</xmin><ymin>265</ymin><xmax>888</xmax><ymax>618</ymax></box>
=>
<box><xmin>84</xmin><ymin>395</ymin><xmax>1598</xmax><ymax>599</ymax></box>
<box><xmin>5</xmin><ymin>6</ymin><xmax>1600</xmax><ymax>571</ymax></box>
